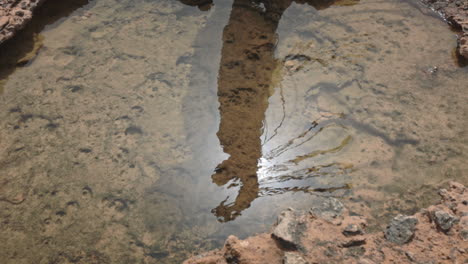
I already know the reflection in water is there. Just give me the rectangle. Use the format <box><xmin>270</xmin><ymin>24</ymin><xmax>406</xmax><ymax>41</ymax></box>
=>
<box><xmin>1</xmin><ymin>0</ymin><xmax>467</xmax><ymax>262</ymax></box>
<box><xmin>182</xmin><ymin>0</ymin><xmax>340</xmax><ymax>222</ymax></box>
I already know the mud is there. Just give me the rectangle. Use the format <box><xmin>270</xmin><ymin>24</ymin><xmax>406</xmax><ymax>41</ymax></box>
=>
<box><xmin>184</xmin><ymin>181</ymin><xmax>468</xmax><ymax>264</ymax></box>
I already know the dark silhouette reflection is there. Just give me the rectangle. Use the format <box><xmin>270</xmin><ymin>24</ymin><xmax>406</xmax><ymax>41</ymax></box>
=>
<box><xmin>181</xmin><ymin>0</ymin><xmax>338</xmax><ymax>222</ymax></box>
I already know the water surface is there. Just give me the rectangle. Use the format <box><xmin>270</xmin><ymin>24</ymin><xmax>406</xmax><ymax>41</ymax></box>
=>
<box><xmin>0</xmin><ymin>0</ymin><xmax>467</xmax><ymax>263</ymax></box>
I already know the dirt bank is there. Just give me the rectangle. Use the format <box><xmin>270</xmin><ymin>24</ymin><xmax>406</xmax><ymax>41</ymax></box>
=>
<box><xmin>421</xmin><ymin>0</ymin><xmax>468</xmax><ymax>61</ymax></box>
<box><xmin>184</xmin><ymin>181</ymin><xmax>468</xmax><ymax>264</ymax></box>
<box><xmin>0</xmin><ymin>0</ymin><xmax>46</xmax><ymax>44</ymax></box>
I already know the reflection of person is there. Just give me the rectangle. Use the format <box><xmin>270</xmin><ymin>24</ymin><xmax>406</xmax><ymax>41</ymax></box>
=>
<box><xmin>180</xmin><ymin>0</ymin><xmax>337</xmax><ymax>222</ymax></box>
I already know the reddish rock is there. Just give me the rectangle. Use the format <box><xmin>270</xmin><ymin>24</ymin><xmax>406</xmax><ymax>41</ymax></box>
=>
<box><xmin>184</xmin><ymin>182</ymin><xmax>468</xmax><ymax>264</ymax></box>
<box><xmin>421</xmin><ymin>0</ymin><xmax>468</xmax><ymax>60</ymax></box>
<box><xmin>460</xmin><ymin>34</ymin><xmax>468</xmax><ymax>58</ymax></box>
<box><xmin>0</xmin><ymin>0</ymin><xmax>47</xmax><ymax>44</ymax></box>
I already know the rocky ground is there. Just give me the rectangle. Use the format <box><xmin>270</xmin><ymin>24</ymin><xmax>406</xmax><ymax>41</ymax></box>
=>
<box><xmin>421</xmin><ymin>0</ymin><xmax>468</xmax><ymax>60</ymax></box>
<box><xmin>184</xmin><ymin>181</ymin><xmax>468</xmax><ymax>264</ymax></box>
<box><xmin>0</xmin><ymin>0</ymin><xmax>47</xmax><ymax>44</ymax></box>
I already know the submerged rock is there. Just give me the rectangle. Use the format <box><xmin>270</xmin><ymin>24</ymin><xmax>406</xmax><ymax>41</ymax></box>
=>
<box><xmin>343</xmin><ymin>224</ymin><xmax>364</xmax><ymax>237</ymax></box>
<box><xmin>309</xmin><ymin>197</ymin><xmax>344</xmax><ymax>223</ymax></box>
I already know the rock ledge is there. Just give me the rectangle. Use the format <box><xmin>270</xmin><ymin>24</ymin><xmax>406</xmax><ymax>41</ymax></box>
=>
<box><xmin>0</xmin><ymin>0</ymin><xmax>46</xmax><ymax>45</ymax></box>
<box><xmin>184</xmin><ymin>182</ymin><xmax>468</xmax><ymax>264</ymax></box>
<box><xmin>421</xmin><ymin>0</ymin><xmax>468</xmax><ymax>60</ymax></box>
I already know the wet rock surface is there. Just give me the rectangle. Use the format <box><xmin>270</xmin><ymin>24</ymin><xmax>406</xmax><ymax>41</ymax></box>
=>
<box><xmin>421</xmin><ymin>0</ymin><xmax>468</xmax><ymax>60</ymax></box>
<box><xmin>0</xmin><ymin>0</ymin><xmax>46</xmax><ymax>44</ymax></box>
<box><xmin>184</xmin><ymin>182</ymin><xmax>468</xmax><ymax>264</ymax></box>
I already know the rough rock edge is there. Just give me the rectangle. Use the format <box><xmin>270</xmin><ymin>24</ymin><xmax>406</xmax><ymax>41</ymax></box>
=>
<box><xmin>0</xmin><ymin>0</ymin><xmax>47</xmax><ymax>45</ymax></box>
<box><xmin>420</xmin><ymin>0</ymin><xmax>468</xmax><ymax>60</ymax></box>
<box><xmin>184</xmin><ymin>181</ymin><xmax>468</xmax><ymax>264</ymax></box>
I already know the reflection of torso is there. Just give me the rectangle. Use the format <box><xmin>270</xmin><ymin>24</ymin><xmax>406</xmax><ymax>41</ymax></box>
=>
<box><xmin>212</xmin><ymin>0</ymin><xmax>291</xmax><ymax>221</ymax></box>
<box><xmin>179</xmin><ymin>0</ymin><xmax>339</xmax><ymax>222</ymax></box>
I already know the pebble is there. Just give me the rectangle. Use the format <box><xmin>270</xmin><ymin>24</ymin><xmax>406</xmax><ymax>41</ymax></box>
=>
<box><xmin>343</xmin><ymin>224</ymin><xmax>364</xmax><ymax>237</ymax></box>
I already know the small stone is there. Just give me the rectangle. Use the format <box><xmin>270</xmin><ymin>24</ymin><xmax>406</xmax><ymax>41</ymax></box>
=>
<box><xmin>384</xmin><ymin>214</ymin><xmax>418</xmax><ymax>245</ymax></box>
<box><xmin>341</xmin><ymin>237</ymin><xmax>366</xmax><ymax>248</ymax></box>
<box><xmin>272</xmin><ymin>209</ymin><xmax>307</xmax><ymax>250</ymax></box>
<box><xmin>343</xmin><ymin>224</ymin><xmax>364</xmax><ymax>236</ymax></box>
<box><xmin>405</xmin><ymin>251</ymin><xmax>415</xmax><ymax>262</ymax></box>
<box><xmin>423</xmin><ymin>66</ymin><xmax>438</xmax><ymax>76</ymax></box>
<box><xmin>432</xmin><ymin>210</ymin><xmax>458</xmax><ymax>232</ymax></box>
<box><xmin>283</xmin><ymin>252</ymin><xmax>308</xmax><ymax>264</ymax></box>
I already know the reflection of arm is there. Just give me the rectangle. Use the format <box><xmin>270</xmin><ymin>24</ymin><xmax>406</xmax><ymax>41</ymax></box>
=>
<box><xmin>212</xmin><ymin>178</ymin><xmax>260</xmax><ymax>222</ymax></box>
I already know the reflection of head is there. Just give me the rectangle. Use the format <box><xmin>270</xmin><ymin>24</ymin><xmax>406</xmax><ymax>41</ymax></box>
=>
<box><xmin>179</xmin><ymin>0</ymin><xmax>213</xmax><ymax>11</ymax></box>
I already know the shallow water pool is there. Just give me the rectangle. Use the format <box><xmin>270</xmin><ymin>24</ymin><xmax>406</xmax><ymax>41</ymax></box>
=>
<box><xmin>0</xmin><ymin>0</ymin><xmax>467</xmax><ymax>263</ymax></box>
